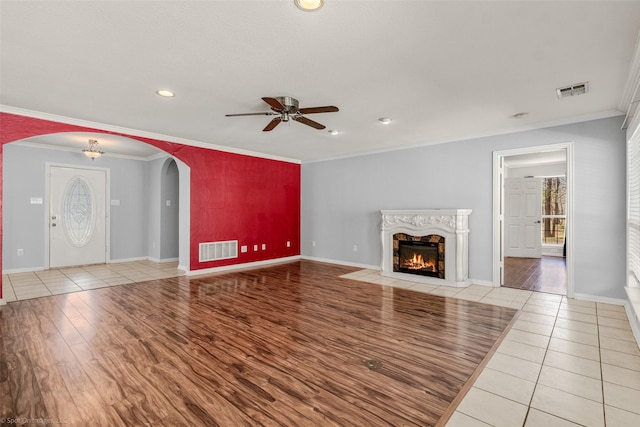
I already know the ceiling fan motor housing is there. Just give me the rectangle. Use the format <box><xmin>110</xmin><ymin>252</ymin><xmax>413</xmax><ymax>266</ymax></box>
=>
<box><xmin>275</xmin><ymin>96</ymin><xmax>299</xmax><ymax>113</ymax></box>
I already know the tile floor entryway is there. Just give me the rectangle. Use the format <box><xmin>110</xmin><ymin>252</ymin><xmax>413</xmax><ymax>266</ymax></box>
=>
<box><xmin>342</xmin><ymin>269</ymin><xmax>640</xmax><ymax>426</ymax></box>
<box><xmin>2</xmin><ymin>260</ymin><xmax>184</xmax><ymax>302</ymax></box>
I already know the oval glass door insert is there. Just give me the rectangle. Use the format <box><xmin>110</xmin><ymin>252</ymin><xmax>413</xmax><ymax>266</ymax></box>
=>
<box><xmin>63</xmin><ymin>176</ymin><xmax>95</xmax><ymax>247</ymax></box>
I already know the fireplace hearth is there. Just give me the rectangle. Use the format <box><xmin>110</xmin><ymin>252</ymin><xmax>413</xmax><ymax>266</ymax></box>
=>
<box><xmin>381</xmin><ymin>209</ymin><xmax>471</xmax><ymax>287</ymax></box>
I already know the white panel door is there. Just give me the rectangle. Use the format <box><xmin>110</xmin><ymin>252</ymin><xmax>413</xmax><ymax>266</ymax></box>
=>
<box><xmin>504</xmin><ymin>178</ymin><xmax>542</xmax><ymax>258</ymax></box>
<box><xmin>49</xmin><ymin>166</ymin><xmax>107</xmax><ymax>268</ymax></box>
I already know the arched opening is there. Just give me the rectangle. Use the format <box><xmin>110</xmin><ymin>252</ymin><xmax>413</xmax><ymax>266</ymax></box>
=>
<box><xmin>159</xmin><ymin>158</ymin><xmax>180</xmax><ymax>261</ymax></box>
<box><xmin>1</xmin><ymin>131</ymin><xmax>191</xmax><ymax>299</ymax></box>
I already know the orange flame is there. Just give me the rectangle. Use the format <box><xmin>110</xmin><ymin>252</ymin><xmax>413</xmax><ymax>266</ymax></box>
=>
<box><xmin>402</xmin><ymin>252</ymin><xmax>436</xmax><ymax>272</ymax></box>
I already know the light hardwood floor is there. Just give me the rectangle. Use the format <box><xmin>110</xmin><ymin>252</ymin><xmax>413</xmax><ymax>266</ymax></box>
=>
<box><xmin>0</xmin><ymin>261</ymin><xmax>515</xmax><ymax>426</ymax></box>
<box><xmin>3</xmin><ymin>260</ymin><xmax>640</xmax><ymax>426</ymax></box>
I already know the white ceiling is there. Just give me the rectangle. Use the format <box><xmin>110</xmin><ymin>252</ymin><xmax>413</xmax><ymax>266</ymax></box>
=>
<box><xmin>2</xmin><ymin>0</ymin><xmax>640</xmax><ymax>162</ymax></box>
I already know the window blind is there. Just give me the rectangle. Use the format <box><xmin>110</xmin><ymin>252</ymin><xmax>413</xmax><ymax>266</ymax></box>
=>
<box><xmin>629</xmin><ymin>129</ymin><xmax>640</xmax><ymax>287</ymax></box>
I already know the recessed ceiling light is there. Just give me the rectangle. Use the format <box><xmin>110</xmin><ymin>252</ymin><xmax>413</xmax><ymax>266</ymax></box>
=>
<box><xmin>328</xmin><ymin>129</ymin><xmax>339</xmax><ymax>135</ymax></box>
<box><xmin>156</xmin><ymin>89</ymin><xmax>175</xmax><ymax>97</ymax></box>
<box><xmin>378</xmin><ymin>117</ymin><xmax>392</xmax><ymax>124</ymax></box>
<box><xmin>295</xmin><ymin>0</ymin><xmax>324</xmax><ymax>11</ymax></box>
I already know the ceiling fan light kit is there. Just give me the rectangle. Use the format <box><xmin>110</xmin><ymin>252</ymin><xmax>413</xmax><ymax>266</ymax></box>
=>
<box><xmin>295</xmin><ymin>0</ymin><xmax>323</xmax><ymax>12</ymax></box>
<box><xmin>226</xmin><ymin>96</ymin><xmax>339</xmax><ymax>132</ymax></box>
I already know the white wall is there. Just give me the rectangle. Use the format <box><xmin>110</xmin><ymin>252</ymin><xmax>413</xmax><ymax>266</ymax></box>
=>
<box><xmin>301</xmin><ymin>116</ymin><xmax>627</xmax><ymax>299</ymax></box>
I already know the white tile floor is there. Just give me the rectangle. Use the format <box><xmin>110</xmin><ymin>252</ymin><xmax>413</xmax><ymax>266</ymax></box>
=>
<box><xmin>2</xmin><ymin>260</ymin><xmax>184</xmax><ymax>302</ymax></box>
<box><xmin>342</xmin><ymin>269</ymin><xmax>640</xmax><ymax>427</ymax></box>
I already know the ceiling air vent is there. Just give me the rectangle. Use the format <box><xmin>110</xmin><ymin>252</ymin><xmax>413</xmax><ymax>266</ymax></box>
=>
<box><xmin>556</xmin><ymin>82</ymin><xmax>589</xmax><ymax>99</ymax></box>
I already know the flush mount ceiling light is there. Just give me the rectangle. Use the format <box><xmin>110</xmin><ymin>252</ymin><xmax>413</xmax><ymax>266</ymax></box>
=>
<box><xmin>328</xmin><ymin>129</ymin><xmax>339</xmax><ymax>135</ymax></box>
<box><xmin>82</xmin><ymin>139</ymin><xmax>104</xmax><ymax>160</ymax></box>
<box><xmin>378</xmin><ymin>117</ymin><xmax>392</xmax><ymax>124</ymax></box>
<box><xmin>295</xmin><ymin>0</ymin><xmax>324</xmax><ymax>12</ymax></box>
<box><xmin>155</xmin><ymin>89</ymin><xmax>175</xmax><ymax>97</ymax></box>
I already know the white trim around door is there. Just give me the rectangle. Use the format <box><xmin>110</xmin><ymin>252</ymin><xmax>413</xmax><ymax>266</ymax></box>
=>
<box><xmin>492</xmin><ymin>142</ymin><xmax>574</xmax><ymax>298</ymax></box>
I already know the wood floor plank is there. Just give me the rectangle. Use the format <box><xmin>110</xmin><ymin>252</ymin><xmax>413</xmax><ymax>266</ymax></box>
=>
<box><xmin>0</xmin><ymin>260</ymin><xmax>516</xmax><ymax>425</ymax></box>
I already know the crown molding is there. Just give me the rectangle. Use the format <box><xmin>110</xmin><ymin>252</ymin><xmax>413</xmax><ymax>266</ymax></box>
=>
<box><xmin>0</xmin><ymin>105</ymin><xmax>302</xmax><ymax>164</ymax></box>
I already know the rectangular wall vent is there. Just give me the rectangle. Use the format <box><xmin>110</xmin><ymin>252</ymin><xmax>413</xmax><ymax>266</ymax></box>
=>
<box><xmin>199</xmin><ymin>240</ymin><xmax>238</xmax><ymax>262</ymax></box>
<box><xmin>556</xmin><ymin>82</ymin><xmax>589</xmax><ymax>99</ymax></box>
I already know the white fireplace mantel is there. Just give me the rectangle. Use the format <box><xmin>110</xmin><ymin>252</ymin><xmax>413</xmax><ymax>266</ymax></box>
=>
<box><xmin>380</xmin><ymin>209</ymin><xmax>472</xmax><ymax>287</ymax></box>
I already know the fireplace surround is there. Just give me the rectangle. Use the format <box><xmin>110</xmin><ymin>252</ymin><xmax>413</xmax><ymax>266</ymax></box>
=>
<box><xmin>381</xmin><ymin>209</ymin><xmax>471</xmax><ymax>287</ymax></box>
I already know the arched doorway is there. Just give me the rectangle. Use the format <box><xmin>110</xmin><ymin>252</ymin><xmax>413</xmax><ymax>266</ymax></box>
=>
<box><xmin>1</xmin><ymin>128</ymin><xmax>190</xmax><ymax>303</ymax></box>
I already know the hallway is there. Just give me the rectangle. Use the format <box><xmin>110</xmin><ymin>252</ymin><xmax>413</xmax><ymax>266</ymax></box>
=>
<box><xmin>503</xmin><ymin>256</ymin><xmax>567</xmax><ymax>295</ymax></box>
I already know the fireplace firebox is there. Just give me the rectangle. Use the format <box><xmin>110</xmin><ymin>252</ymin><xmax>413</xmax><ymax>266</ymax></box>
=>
<box><xmin>393</xmin><ymin>233</ymin><xmax>445</xmax><ymax>279</ymax></box>
<box><xmin>398</xmin><ymin>241</ymin><xmax>439</xmax><ymax>277</ymax></box>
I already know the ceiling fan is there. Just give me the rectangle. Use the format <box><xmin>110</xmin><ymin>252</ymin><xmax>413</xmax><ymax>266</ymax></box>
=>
<box><xmin>225</xmin><ymin>96</ymin><xmax>339</xmax><ymax>132</ymax></box>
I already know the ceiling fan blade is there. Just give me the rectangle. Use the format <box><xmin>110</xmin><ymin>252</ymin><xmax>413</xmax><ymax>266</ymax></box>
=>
<box><xmin>263</xmin><ymin>117</ymin><xmax>282</xmax><ymax>131</ymax></box>
<box><xmin>298</xmin><ymin>106</ymin><xmax>339</xmax><ymax>114</ymax></box>
<box><xmin>262</xmin><ymin>97</ymin><xmax>286</xmax><ymax>111</ymax></box>
<box><xmin>225</xmin><ymin>112</ymin><xmax>275</xmax><ymax>117</ymax></box>
<box><xmin>294</xmin><ymin>116</ymin><xmax>326</xmax><ymax>130</ymax></box>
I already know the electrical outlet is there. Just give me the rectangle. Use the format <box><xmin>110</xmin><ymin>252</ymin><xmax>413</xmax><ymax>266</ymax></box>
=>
<box><xmin>262</xmin><ymin>244</ymin><xmax>266</xmax><ymax>250</ymax></box>
<box><xmin>254</xmin><ymin>245</ymin><xmax>258</xmax><ymax>251</ymax></box>
<box><xmin>353</xmin><ymin>244</ymin><xmax>358</xmax><ymax>252</ymax></box>
<box><xmin>312</xmin><ymin>241</ymin><xmax>316</xmax><ymax>247</ymax></box>
<box><xmin>286</xmin><ymin>241</ymin><xmax>291</xmax><ymax>247</ymax></box>
<box><xmin>241</xmin><ymin>245</ymin><xmax>248</xmax><ymax>253</ymax></box>
<box><xmin>17</xmin><ymin>249</ymin><xmax>24</xmax><ymax>256</ymax></box>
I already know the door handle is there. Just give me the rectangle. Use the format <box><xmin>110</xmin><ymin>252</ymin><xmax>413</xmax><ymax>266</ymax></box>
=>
<box><xmin>52</xmin><ymin>223</ymin><xmax>57</xmax><ymax>227</ymax></box>
<box><xmin>534</xmin><ymin>220</ymin><xmax>541</xmax><ymax>224</ymax></box>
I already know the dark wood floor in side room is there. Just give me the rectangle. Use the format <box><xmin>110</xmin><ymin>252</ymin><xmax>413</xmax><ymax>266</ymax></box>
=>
<box><xmin>0</xmin><ymin>260</ymin><xmax>516</xmax><ymax>426</ymax></box>
<box><xmin>503</xmin><ymin>256</ymin><xmax>567</xmax><ymax>295</ymax></box>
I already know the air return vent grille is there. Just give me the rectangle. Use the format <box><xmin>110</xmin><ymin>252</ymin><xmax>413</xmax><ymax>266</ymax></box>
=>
<box><xmin>199</xmin><ymin>240</ymin><xmax>238</xmax><ymax>262</ymax></box>
<box><xmin>556</xmin><ymin>82</ymin><xmax>589</xmax><ymax>99</ymax></box>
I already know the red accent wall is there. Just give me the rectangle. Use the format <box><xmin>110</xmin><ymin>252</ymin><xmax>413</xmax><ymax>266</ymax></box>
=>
<box><xmin>0</xmin><ymin>112</ymin><xmax>301</xmax><ymax>299</ymax></box>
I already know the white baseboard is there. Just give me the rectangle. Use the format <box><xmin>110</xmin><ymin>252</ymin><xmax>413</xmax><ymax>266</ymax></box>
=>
<box><xmin>2</xmin><ymin>266</ymin><xmax>45</xmax><ymax>275</ymax></box>
<box><xmin>147</xmin><ymin>257</ymin><xmax>179</xmax><ymax>263</ymax></box>
<box><xmin>186</xmin><ymin>256</ymin><xmax>302</xmax><ymax>276</ymax></box>
<box><xmin>625</xmin><ymin>287</ymin><xmax>640</xmax><ymax>348</ymax></box>
<box><xmin>572</xmin><ymin>292</ymin><xmax>626</xmax><ymax>306</ymax></box>
<box><xmin>471</xmin><ymin>279</ymin><xmax>496</xmax><ymax>287</ymax></box>
<box><xmin>108</xmin><ymin>256</ymin><xmax>149</xmax><ymax>264</ymax></box>
<box><xmin>300</xmin><ymin>256</ymin><xmax>379</xmax><ymax>270</ymax></box>
<box><xmin>625</xmin><ymin>301</ymin><xmax>640</xmax><ymax>349</ymax></box>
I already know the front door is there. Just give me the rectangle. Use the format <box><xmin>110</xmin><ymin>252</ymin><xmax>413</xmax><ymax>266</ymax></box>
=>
<box><xmin>504</xmin><ymin>177</ymin><xmax>542</xmax><ymax>258</ymax></box>
<box><xmin>49</xmin><ymin>166</ymin><xmax>107</xmax><ymax>268</ymax></box>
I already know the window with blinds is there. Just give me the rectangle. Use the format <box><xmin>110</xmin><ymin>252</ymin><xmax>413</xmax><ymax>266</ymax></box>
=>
<box><xmin>628</xmin><ymin>129</ymin><xmax>640</xmax><ymax>287</ymax></box>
